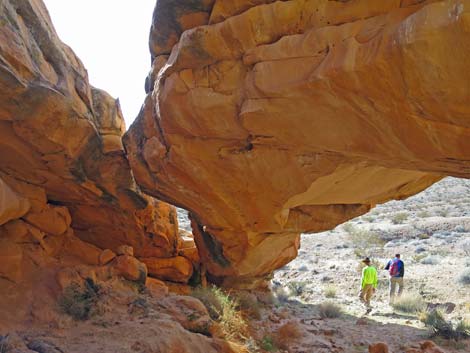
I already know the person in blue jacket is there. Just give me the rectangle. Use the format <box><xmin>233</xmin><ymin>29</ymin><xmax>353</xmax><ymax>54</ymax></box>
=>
<box><xmin>384</xmin><ymin>253</ymin><xmax>405</xmax><ymax>304</ymax></box>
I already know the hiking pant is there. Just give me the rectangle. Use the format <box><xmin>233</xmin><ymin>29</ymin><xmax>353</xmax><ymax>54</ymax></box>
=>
<box><xmin>389</xmin><ymin>277</ymin><xmax>404</xmax><ymax>303</ymax></box>
<box><xmin>359</xmin><ymin>284</ymin><xmax>374</xmax><ymax>308</ymax></box>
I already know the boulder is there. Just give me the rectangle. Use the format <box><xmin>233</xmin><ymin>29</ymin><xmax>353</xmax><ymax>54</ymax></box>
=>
<box><xmin>99</xmin><ymin>249</ymin><xmax>117</xmax><ymax>265</ymax></box>
<box><xmin>145</xmin><ymin>277</ymin><xmax>169</xmax><ymax>297</ymax></box>
<box><xmin>142</xmin><ymin>256</ymin><xmax>194</xmax><ymax>283</ymax></box>
<box><xmin>24</xmin><ymin>205</ymin><xmax>71</xmax><ymax>236</ymax></box>
<box><xmin>113</xmin><ymin>255</ymin><xmax>148</xmax><ymax>284</ymax></box>
<box><xmin>405</xmin><ymin>341</ymin><xmax>446</xmax><ymax>353</ymax></box>
<box><xmin>125</xmin><ymin>0</ymin><xmax>470</xmax><ymax>286</ymax></box>
<box><xmin>369</xmin><ymin>343</ymin><xmax>389</xmax><ymax>353</ymax></box>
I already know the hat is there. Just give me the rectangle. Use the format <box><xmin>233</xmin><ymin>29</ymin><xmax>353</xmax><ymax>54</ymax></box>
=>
<box><xmin>362</xmin><ymin>257</ymin><xmax>371</xmax><ymax>264</ymax></box>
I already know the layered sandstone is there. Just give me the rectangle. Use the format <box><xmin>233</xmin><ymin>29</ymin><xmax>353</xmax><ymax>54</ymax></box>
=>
<box><xmin>126</xmin><ymin>0</ymin><xmax>470</xmax><ymax>286</ymax></box>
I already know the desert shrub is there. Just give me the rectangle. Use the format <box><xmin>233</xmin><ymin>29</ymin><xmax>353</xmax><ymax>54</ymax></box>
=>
<box><xmin>192</xmin><ymin>286</ymin><xmax>224</xmax><ymax>320</ymax></box>
<box><xmin>318</xmin><ymin>301</ymin><xmax>342</xmax><ymax>318</ymax></box>
<box><xmin>437</xmin><ymin>209</ymin><xmax>449</xmax><ymax>217</ymax></box>
<box><xmin>391</xmin><ymin>293</ymin><xmax>426</xmax><ymax>313</ymax></box>
<box><xmin>362</xmin><ymin>215</ymin><xmax>375</xmax><ymax>222</ymax></box>
<box><xmin>274</xmin><ymin>321</ymin><xmax>303</xmax><ymax>350</ymax></box>
<box><xmin>271</xmin><ymin>285</ymin><xmax>290</xmax><ymax>304</ymax></box>
<box><xmin>421</xmin><ymin>255</ymin><xmax>441</xmax><ymax>265</ymax></box>
<box><xmin>347</xmin><ymin>226</ymin><xmax>385</xmax><ymax>258</ymax></box>
<box><xmin>287</xmin><ymin>281</ymin><xmax>307</xmax><ymax>296</ymax></box>
<box><xmin>323</xmin><ymin>285</ymin><xmax>337</xmax><ymax>298</ymax></box>
<box><xmin>192</xmin><ymin>286</ymin><xmax>247</xmax><ymax>342</ymax></box>
<box><xmin>417</xmin><ymin>211</ymin><xmax>430</xmax><ymax>218</ymax></box>
<box><xmin>342</xmin><ymin>222</ymin><xmax>355</xmax><ymax>234</ymax></box>
<box><xmin>455</xmin><ymin>319</ymin><xmax>470</xmax><ymax>340</ymax></box>
<box><xmin>260</xmin><ymin>336</ymin><xmax>277</xmax><ymax>352</ymax></box>
<box><xmin>0</xmin><ymin>335</ymin><xmax>9</xmax><ymax>353</ymax></box>
<box><xmin>419</xmin><ymin>310</ymin><xmax>455</xmax><ymax>339</ymax></box>
<box><xmin>412</xmin><ymin>253</ymin><xmax>427</xmax><ymax>263</ymax></box>
<box><xmin>457</xmin><ymin>269</ymin><xmax>470</xmax><ymax>285</ymax></box>
<box><xmin>420</xmin><ymin>310</ymin><xmax>470</xmax><ymax>340</ymax></box>
<box><xmin>392</xmin><ymin>212</ymin><xmax>409</xmax><ymax>224</ymax></box>
<box><xmin>233</xmin><ymin>291</ymin><xmax>262</xmax><ymax>320</ymax></box>
<box><xmin>58</xmin><ymin>278</ymin><xmax>101</xmax><ymax>321</ymax></box>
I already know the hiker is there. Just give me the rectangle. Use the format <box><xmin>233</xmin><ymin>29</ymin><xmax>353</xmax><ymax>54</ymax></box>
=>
<box><xmin>359</xmin><ymin>257</ymin><xmax>378</xmax><ymax>314</ymax></box>
<box><xmin>385</xmin><ymin>253</ymin><xmax>405</xmax><ymax>304</ymax></box>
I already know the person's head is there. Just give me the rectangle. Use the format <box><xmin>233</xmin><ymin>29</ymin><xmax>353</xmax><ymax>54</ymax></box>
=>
<box><xmin>362</xmin><ymin>257</ymin><xmax>371</xmax><ymax>265</ymax></box>
<box><xmin>395</xmin><ymin>254</ymin><xmax>401</xmax><ymax>259</ymax></box>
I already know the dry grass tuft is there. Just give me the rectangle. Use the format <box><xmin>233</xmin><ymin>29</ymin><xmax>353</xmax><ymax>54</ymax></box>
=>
<box><xmin>274</xmin><ymin>321</ymin><xmax>303</xmax><ymax>350</ymax></box>
<box><xmin>318</xmin><ymin>301</ymin><xmax>342</xmax><ymax>318</ymax></box>
<box><xmin>192</xmin><ymin>286</ymin><xmax>248</xmax><ymax>343</ymax></box>
<box><xmin>324</xmin><ymin>285</ymin><xmax>337</xmax><ymax>298</ymax></box>
<box><xmin>391</xmin><ymin>293</ymin><xmax>426</xmax><ymax>313</ymax></box>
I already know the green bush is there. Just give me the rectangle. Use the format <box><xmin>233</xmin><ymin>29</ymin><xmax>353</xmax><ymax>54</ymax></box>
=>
<box><xmin>318</xmin><ymin>301</ymin><xmax>342</xmax><ymax>318</ymax></box>
<box><xmin>391</xmin><ymin>293</ymin><xmax>426</xmax><ymax>313</ymax></box>
<box><xmin>58</xmin><ymin>278</ymin><xmax>101</xmax><ymax>321</ymax></box>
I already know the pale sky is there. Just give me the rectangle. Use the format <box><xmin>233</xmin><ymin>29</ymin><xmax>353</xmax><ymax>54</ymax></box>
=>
<box><xmin>43</xmin><ymin>0</ymin><xmax>156</xmax><ymax>129</ymax></box>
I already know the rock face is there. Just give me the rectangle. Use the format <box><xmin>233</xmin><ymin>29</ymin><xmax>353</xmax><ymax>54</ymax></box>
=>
<box><xmin>0</xmin><ymin>0</ymin><xmax>182</xmax><ymax>259</ymax></box>
<box><xmin>125</xmin><ymin>0</ymin><xmax>470</xmax><ymax>286</ymax></box>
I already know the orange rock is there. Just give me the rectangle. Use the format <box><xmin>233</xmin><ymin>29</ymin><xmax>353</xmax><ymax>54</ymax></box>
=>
<box><xmin>113</xmin><ymin>255</ymin><xmax>148</xmax><ymax>284</ymax></box>
<box><xmin>99</xmin><ymin>249</ymin><xmax>117</xmax><ymax>265</ymax></box>
<box><xmin>62</xmin><ymin>235</ymin><xmax>102</xmax><ymax>265</ymax></box>
<box><xmin>369</xmin><ymin>342</ymin><xmax>389</xmax><ymax>353</ymax></box>
<box><xmin>164</xmin><ymin>281</ymin><xmax>193</xmax><ymax>295</ymax></box>
<box><xmin>24</xmin><ymin>204</ymin><xmax>71</xmax><ymax>236</ymax></box>
<box><xmin>405</xmin><ymin>341</ymin><xmax>446</xmax><ymax>353</ymax></box>
<box><xmin>145</xmin><ymin>277</ymin><xmax>169</xmax><ymax>297</ymax></box>
<box><xmin>179</xmin><ymin>247</ymin><xmax>200</xmax><ymax>265</ymax></box>
<box><xmin>0</xmin><ymin>178</ymin><xmax>30</xmax><ymax>226</ymax></box>
<box><xmin>162</xmin><ymin>295</ymin><xmax>212</xmax><ymax>335</ymax></box>
<box><xmin>142</xmin><ymin>256</ymin><xmax>194</xmax><ymax>283</ymax></box>
<box><xmin>0</xmin><ymin>238</ymin><xmax>23</xmax><ymax>282</ymax></box>
<box><xmin>125</xmin><ymin>0</ymin><xmax>470</xmax><ymax>286</ymax></box>
<box><xmin>116</xmin><ymin>245</ymin><xmax>134</xmax><ymax>257</ymax></box>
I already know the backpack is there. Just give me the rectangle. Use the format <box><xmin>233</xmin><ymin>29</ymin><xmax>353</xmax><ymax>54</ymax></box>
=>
<box><xmin>389</xmin><ymin>259</ymin><xmax>399</xmax><ymax>277</ymax></box>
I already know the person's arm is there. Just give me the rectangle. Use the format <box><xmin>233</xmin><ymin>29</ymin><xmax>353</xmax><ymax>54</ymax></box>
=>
<box><xmin>399</xmin><ymin>260</ymin><xmax>405</xmax><ymax>277</ymax></box>
<box><xmin>373</xmin><ymin>269</ymin><xmax>378</xmax><ymax>288</ymax></box>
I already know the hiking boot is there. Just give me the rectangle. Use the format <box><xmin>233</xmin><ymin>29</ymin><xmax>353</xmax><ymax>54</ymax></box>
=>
<box><xmin>365</xmin><ymin>308</ymin><xmax>372</xmax><ymax>315</ymax></box>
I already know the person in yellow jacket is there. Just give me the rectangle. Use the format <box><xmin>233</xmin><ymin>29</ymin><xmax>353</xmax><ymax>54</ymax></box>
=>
<box><xmin>359</xmin><ymin>257</ymin><xmax>378</xmax><ymax>314</ymax></box>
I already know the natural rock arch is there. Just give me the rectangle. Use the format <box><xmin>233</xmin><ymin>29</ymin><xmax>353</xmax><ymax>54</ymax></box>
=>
<box><xmin>125</xmin><ymin>0</ymin><xmax>470</xmax><ymax>287</ymax></box>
